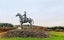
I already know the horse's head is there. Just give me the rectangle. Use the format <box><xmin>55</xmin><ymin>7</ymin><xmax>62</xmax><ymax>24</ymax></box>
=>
<box><xmin>16</xmin><ymin>13</ymin><xmax>20</xmax><ymax>17</ymax></box>
<box><xmin>16</xmin><ymin>13</ymin><xmax>23</xmax><ymax>20</ymax></box>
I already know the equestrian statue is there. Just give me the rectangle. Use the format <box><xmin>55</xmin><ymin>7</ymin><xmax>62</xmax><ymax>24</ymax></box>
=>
<box><xmin>16</xmin><ymin>11</ymin><xmax>34</xmax><ymax>29</ymax></box>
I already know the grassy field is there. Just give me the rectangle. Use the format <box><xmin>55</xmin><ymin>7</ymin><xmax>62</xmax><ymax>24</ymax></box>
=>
<box><xmin>0</xmin><ymin>31</ymin><xmax>64</xmax><ymax>40</ymax></box>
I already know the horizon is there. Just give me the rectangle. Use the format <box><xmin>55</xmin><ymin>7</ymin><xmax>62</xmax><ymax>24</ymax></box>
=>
<box><xmin>0</xmin><ymin>0</ymin><xmax>64</xmax><ymax>27</ymax></box>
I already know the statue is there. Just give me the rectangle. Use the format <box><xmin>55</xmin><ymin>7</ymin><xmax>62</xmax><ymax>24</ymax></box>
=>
<box><xmin>16</xmin><ymin>11</ymin><xmax>33</xmax><ymax>29</ymax></box>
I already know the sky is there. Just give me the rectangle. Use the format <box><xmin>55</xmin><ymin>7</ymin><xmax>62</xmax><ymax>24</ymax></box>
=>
<box><xmin>0</xmin><ymin>0</ymin><xmax>64</xmax><ymax>27</ymax></box>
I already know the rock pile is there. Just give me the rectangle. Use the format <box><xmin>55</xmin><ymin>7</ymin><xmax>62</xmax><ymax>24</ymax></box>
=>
<box><xmin>2</xmin><ymin>29</ymin><xmax>50</xmax><ymax>38</ymax></box>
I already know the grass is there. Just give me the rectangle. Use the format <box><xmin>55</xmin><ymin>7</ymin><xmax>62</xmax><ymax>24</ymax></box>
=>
<box><xmin>0</xmin><ymin>31</ymin><xmax>64</xmax><ymax>40</ymax></box>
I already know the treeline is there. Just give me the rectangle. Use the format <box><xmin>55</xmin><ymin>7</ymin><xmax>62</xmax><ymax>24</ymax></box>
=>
<box><xmin>0</xmin><ymin>23</ymin><xmax>13</xmax><ymax>27</ymax></box>
<box><xmin>47</xmin><ymin>26</ymin><xmax>64</xmax><ymax>30</ymax></box>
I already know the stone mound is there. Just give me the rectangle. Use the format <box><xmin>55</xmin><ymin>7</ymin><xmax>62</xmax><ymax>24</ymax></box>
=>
<box><xmin>2</xmin><ymin>29</ymin><xmax>50</xmax><ymax>38</ymax></box>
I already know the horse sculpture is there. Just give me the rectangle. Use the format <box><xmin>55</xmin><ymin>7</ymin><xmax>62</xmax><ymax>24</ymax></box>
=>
<box><xmin>16</xmin><ymin>11</ymin><xmax>33</xmax><ymax>29</ymax></box>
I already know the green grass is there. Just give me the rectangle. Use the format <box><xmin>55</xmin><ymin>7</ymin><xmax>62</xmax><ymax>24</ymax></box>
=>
<box><xmin>0</xmin><ymin>31</ymin><xmax>64</xmax><ymax>40</ymax></box>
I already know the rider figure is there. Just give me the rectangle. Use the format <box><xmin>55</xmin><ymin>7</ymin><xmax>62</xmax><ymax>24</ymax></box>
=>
<box><xmin>23</xmin><ymin>11</ymin><xmax>27</xmax><ymax>22</ymax></box>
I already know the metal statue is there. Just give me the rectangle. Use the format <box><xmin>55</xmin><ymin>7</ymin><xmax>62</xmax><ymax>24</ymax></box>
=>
<box><xmin>16</xmin><ymin>11</ymin><xmax>33</xmax><ymax>29</ymax></box>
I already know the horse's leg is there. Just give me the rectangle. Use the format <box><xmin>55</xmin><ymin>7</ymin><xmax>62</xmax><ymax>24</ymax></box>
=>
<box><xmin>30</xmin><ymin>22</ymin><xmax>32</xmax><ymax>28</ymax></box>
<box><xmin>20</xmin><ymin>22</ymin><xmax>23</xmax><ymax>29</ymax></box>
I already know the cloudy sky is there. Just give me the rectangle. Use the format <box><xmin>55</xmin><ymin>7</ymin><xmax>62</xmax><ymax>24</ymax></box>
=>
<box><xmin>0</xmin><ymin>0</ymin><xmax>64</xmax><ymax>27</ymax></box>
